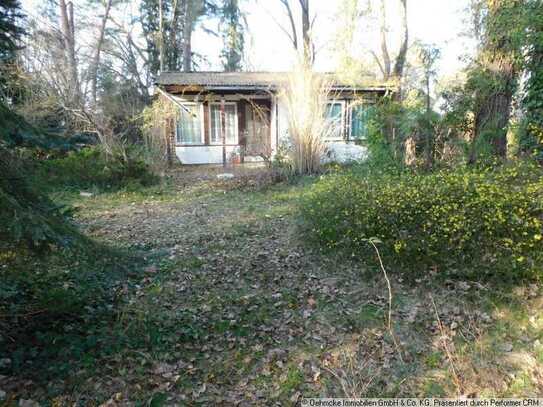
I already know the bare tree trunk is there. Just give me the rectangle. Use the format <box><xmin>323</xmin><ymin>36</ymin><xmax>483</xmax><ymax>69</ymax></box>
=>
<box><xmin>379</xmin><ymin>0</ymin><xmax>391</xmax><ymax>80</ymax></box>
<box><xmin>91</xmin><ymin>0</ymin><xmax>113</xmax><ymax>105</ymax></box>
<box><xmin>182</xmin><ymin>0</ymin><xmax>193</xmax><ymax>72</ymax></box>
<box><xmin>159</xmin><ymin>0</ymin><xmax>165</xmax><ymax>72</ymax></box>
<box><xmin>278</xmin><ymin>0</ymin><xmax>312</xmax><ymax>64</ymax></box>
<box><xmin>404</xmin><ymin>135</ymin><xmax>416</xmax><ymax>166</ymax></box>
<box><xmin>470</xmin><ymin>0</ymin><xmax>518</xmax><ymax>162</ymax></box>
<box><xmin>59</xmin><ymin>0</ymin><xmax>80</xmax><ymax>105</ymax></box>
<box><xmin>169</xmin><ymin>0</ymin><xmax>180</xmax><ymax>70</ymax></box>
<box><xmin>299</xmin><ymin>0</ymin><xmax>311</xmax><ymax>64</ymax></box>
<box><xmin>471</xmin><ymin>66</ymin><xmax>514</xmax><ymax>160</ymax></box>
<box><xmin>393</xmin><ymin>0</ymin><xmax>408</xmax><ymax>81</ymax></box>
<box><xmin>279</xmin><ymin>0</ymin><xmax>298</xmax><ymax>51</ymax></box>
<box><xmin>372</xmin><ymin>0</ymin><xmax>409</xmax><ymax>161</ymax></box>
<box><xmin>373</xmin><ymin>0</ymin><xmax>407</xmax><ymax>83</ymax></box>
<box><xmin>424</xmin><ymin>74</ymin><xmax>434</xmax><ymax>168</ymax></box>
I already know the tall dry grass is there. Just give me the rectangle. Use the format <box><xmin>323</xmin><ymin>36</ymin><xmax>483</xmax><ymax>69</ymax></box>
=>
<box><xmin>279</xmin><ymin>64</ymin><xmax>341</xmax><ymax>175</ymax></box>
<box><xmin>141</xmin><ymin>96</ymin><xmax>177</xmax><ymax>175</ymax></box>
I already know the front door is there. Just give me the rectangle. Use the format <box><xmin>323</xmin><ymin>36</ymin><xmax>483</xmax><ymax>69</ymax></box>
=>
<box><xmin>244</xmin><ymin>102</ymin><xmax>271</xmax><ymax>159</ymax></box>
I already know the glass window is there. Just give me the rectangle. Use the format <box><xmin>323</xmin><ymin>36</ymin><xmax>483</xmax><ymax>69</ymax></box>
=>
<box><xmin>350</xmin><ymin>104</ymin><xmax>373</xmax><ymax>141</ymax></box>
<box><xmin>245</xmin><ymin>104</ymin><xmax>270</xmax><ymax>155</ymax></box>
<box><xmin>210</xmin><ymin>103</ymin><xmax>238</xmax><ymax>144</ymax></box>
<box><xmin>324</xmin><ymin>102</ymin><xmax>344</xmax><ymax>139</ymax></box>
<box><xmin>176</xmin><ymin>104</ymin><xmax>202</xmax><ymax>144</ymax></box>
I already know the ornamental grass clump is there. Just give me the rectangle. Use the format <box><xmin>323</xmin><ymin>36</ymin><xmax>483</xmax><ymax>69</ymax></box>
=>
<box><xmin>300</xmin><ymin>161</ymin><xmax>543</xmax><ymax>280</ymax></box>
<box><xmin>278</xmin><ymin>64</ymin><xmax>340</xmax><ymax>175</ymax></box>
<box><xmin>141</xmin><ymin>96</ymin><xmax>177</xmax><ymax>176</ymax></box>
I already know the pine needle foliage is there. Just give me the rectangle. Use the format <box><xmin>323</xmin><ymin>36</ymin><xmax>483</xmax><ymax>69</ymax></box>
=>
<box><xmin>0</xmin><ymin>104</ymin><xmax>80</xmax><ymax>250</ymax></box>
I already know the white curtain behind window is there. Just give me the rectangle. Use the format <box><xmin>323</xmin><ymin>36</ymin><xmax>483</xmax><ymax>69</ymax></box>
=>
<box><xmin>176</xmin><ymin>105</ymin><xmax>202</xmax><ymax>144</ymax></box>
<box><xmin>210</xmin><ymin>104</ymin><xmax>237</xmax><ymax>144</ymax></box>
<box><xmin>324</xmin><ymin>102</ymin><xmax>343</xmax><ymax>140</ymax></box>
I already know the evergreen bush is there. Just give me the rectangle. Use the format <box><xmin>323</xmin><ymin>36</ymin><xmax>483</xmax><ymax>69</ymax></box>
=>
<box><xmin>300</xmin><ymin>161</ymin><xmax>543</xmax><ymax>280</ymax></box>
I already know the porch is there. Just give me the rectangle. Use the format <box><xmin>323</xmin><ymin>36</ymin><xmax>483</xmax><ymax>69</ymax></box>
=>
<box><xmin>156</xmin><ymin>72</ymin><xmax>392</xmax><ymax>165</ymax></box>
<box><xmin>164</xmin><ymin>90</ymin><xmax>276</xmax><ymax>165</ymax></box>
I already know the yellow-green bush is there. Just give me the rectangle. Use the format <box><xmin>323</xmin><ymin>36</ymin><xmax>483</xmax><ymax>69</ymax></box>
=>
<box><xmin>300</xmin><ymin>161</ymin><xmax>543</xmax><ymax>280</ymax></box>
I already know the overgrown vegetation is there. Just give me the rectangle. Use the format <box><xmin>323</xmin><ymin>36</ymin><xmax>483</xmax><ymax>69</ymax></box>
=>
<box><xmin>0</xmin><ymin>243</ymin><xmax>140</xmax><ymax>341</ymax></box>
<box><xmin>141</xmin><ymin>95</ymin><xmax>177</xmax><ymax>174</ymax></box>
<box><xmin>0</xmin><ymin>101</ymin><xmax>82</xmax><ymax>252</ymax></box>
<box><xmin>0</xmin><ymin>147</ymin><xmax>79</xmax><ymax>251</ymax></box>
<box><xmin>2</xmin><ymin>173</ymin><xmax>542</xmax><ymax>402</ymax></box>
<box><xmin>36</xmin><ymin>147</ymin><xmax>159</xmax><ymax>193</ymax></box>
<box><xmin>2</xmin><ymin>0</ymin><xmax>543</xmax><ymax>402</ymax></box>
<box><xmin>277</xmin><ymin>63</ymin><xmax>340</xmax><ymax>175</ymax></box>
<box><xmin>1</xmin><ymin>109</ymin><xmax>156</xmax><ymax>253</ymax></box>
<box><xmin>301</xmin><ymin>161</ymin><xmax>543</xmax><ymax>281</ymax></box>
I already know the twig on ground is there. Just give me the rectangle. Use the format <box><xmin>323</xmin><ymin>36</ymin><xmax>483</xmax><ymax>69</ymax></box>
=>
<box><xmin>366</xmin><ymin>237</ymin><xmax>404</xmax><ymax>364</ymax></box>
<box><xmin>429</xmin><ymin>293</ymin><xmax>462</xmax><ymax>394</ymax></box>
<box><xmin>322</xmin><ymin>350</ymin><xmax>380</xmax><ymax>398</ymax></box>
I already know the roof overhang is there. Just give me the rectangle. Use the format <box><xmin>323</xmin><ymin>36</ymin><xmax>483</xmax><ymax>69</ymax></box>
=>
<box><xmin>155</xmin><ymin>71</ymin><xmax>395</xmax><ymax>94</ymax></box>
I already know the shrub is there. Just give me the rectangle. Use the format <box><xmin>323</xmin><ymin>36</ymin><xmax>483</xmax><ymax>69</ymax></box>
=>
<box><xmin>300</xmin><ymin>161</ymin><xmax>543</xmax><ymax>280</ymax></box>
<box><xmin>0</xmin><ymin>147</ymin><xmax>80</xmax><ymax>250</ymax></box>
<box><xmin>36</xmin><ymin>146</ymin><xmax>158</xmax><ymax>192</ymax></box>
<box><xmin>0</xmin><ymin>244</ymin><xmax>132</xmax><ymax>318</ymax></box>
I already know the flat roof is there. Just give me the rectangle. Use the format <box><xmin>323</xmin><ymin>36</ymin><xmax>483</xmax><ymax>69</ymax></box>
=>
<box><xmin>156</xmin><ymin>71</ymin><xmax>393</xmax><ymax>92</ymax></box>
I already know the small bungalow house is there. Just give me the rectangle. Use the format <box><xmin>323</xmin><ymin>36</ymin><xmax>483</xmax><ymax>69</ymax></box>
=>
<box><xmin>155</xmin><ymin>72</ymin><xmax>392</xmax><ymax>165</ymax></box>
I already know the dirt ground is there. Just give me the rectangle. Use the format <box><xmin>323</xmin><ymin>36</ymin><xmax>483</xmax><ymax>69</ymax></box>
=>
<box><xmin>3</xmin><ymin>167</ymin><xmax>543</xmax><ymax>405</ymax></box>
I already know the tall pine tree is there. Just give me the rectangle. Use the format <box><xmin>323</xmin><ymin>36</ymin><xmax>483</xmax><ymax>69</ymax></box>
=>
<box><xmin>0</xmin><ymin>0</ymin><xmax>25</xmax><ymax>102</ymax></box>
<box><xmin>220</xmin><ymin>0</ymin><xmax>244</xmax><ymax>72</ymax></box>
<box><xmin>0</xmin><ymin>0</ymin><xmax>24</xmax><ymax>61</ymax></box>
<box><xmin>521</xmin><ymin>0</ymin><xmax>543</xmax><ymax>159</ymax></box>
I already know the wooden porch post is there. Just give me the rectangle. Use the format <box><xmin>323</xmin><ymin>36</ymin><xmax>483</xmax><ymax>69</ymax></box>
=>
<box><xmin>165</xmin><ymin>117</ymin><xmax>173</xmax><ymax>167</ymax></box>
<box><xmin>221</xmin><ymin>97</ymin><xmax>226</xmax><ymax>167</ymax></box>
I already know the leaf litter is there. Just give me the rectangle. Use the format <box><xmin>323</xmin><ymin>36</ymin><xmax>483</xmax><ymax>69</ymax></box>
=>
<box><xmin>4</xmin><ymin>168</ymin><xmax>543</xmax><ymax>403</ymax></box>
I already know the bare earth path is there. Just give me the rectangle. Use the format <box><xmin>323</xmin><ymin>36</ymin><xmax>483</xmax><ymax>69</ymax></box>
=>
<box><xmin>73</xmin><ymin>172</ymin><xmax>405</xmax><ymax>404</ymax></box>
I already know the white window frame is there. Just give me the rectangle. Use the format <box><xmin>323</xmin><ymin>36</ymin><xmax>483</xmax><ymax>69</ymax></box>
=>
<box><xmin>175</xmin><ymin>102</ymin><xmax>205</xmax><ymax>145</ymax></box>
<box><xmin>208</xmin><ymin>102</ymin><xmax>239</xmax><ymax>145</ymax></box>
<box><xmin>324</xmin><ymin>100</ymin><xmax>346</xmax><ymax>141</ymax></box>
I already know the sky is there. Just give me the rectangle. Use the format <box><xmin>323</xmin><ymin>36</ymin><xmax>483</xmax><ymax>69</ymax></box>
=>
<box><xmin>22</xmin><ymin>0</ymin><xmax>476</xmax><ymax>81</ymax></box>
<box><xmin>193</xmin><ymin>0</ymin><xmax>475</xmax><ymax>79</ymax></box>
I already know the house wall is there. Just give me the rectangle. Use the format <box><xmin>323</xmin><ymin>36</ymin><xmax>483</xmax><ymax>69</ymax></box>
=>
<box><xmin>176</xmin><ymin>145</ymin><xmax>240</xmax><ymax>164</ymax></box>
<box><xmin>270</xmin><ymin>97</ymin><xmax>277</xmax><ymax>154</ymax></box>
<box><xmin>276</xmin><ymin>99</ymin><xmax>290</xmax><ymax>147</ymax></box>
<box><xmin>273</xmin><ymin>98</ymin><xmax>369</xmax><ymax>162</ymax></box>
<box><xmin>165</xmin><ymin>89</ymin><xmax>382</xmax><ymax>165</ymax></box>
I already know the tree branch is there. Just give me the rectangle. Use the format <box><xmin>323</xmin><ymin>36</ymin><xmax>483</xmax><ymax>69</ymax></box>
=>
<box><xmin>279</xmin><ymin>0</ymin><xmax>298</xmax><ymax>50</ymax></box>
